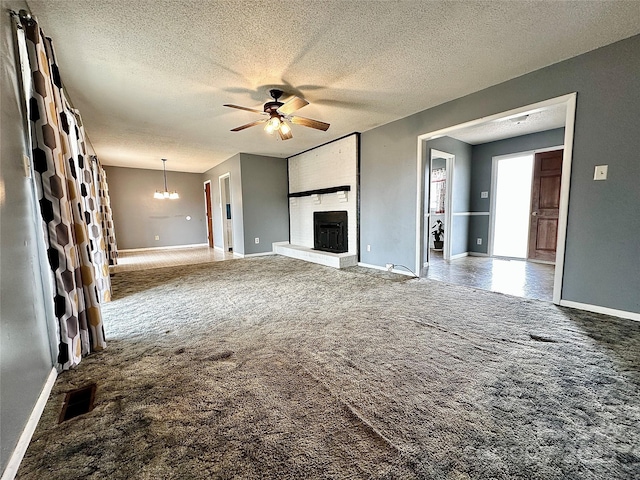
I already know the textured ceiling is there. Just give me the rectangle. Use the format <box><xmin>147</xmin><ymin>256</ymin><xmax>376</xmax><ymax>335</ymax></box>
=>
<box><xmin>449</xmin><ymin>103</ymin><xmax>567</xmax><ymax>145</ymax></box>
<box><xmin>27</xmin><ymin>0</ymin><xmax>640</xmax><ymax>173</ymax></box>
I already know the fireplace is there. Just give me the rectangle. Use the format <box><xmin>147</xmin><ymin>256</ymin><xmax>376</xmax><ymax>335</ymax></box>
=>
<box><xmin>314</xmin><ymin>211</ymin><xmax>348</xmax><ymax>253</ymax></box>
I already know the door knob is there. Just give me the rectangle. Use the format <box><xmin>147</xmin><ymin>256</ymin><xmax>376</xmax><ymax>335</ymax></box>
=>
<box><xmin>532</xmin><ymin>211</ymin><xmax>538</xmax><ymax>216</ymax></box>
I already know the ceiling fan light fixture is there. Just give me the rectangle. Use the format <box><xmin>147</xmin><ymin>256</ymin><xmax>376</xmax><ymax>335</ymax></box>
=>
<box><xmin>279</xmin><ymin>121</ymin><xmax>291</xmax><ymax>135</ymax></box>
<box><xmin>265</xmin><ymin>115</ymin><xmax>281</xmax><ymax>134</ymax></box>
<box><xmin>224</xmin><ymin>90</ymin><xmax>329</xmax><ymax>140</ymax></box>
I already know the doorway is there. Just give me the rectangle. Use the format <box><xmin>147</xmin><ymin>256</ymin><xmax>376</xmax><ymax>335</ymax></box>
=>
<box><xmin>489</xmin><ymin>148</ymin><xmax>563</xmax><ymax>262</ymax></box>
<box><xmin>204</xmin><ymin>180</ymin><xmax>214</xmax><ymax>248</ymax></box>
<box><xmin>219</xmin><ymin>173</ymin><xmax>233</xmax><ymax>252</ymax></box>
<box><xmin>425</xmin><ymin>149</ymin><xmax>454</xmax><ymax>265</ymax></box>
<box><xmin>415</xmin><ymin>93</ymin><xmax>577</xmax><ymax>304</ymax></box>
<box><xmin>490</xmin><ymin>153</ymin><xmax>534</xmax><ymax>258</ymax></box>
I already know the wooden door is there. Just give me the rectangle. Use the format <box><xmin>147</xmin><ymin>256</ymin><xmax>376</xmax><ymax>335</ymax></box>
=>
<box><xmin>528</xmin><ymin>149</ymin><xmax>563</xmax><ymax>262</ymax></box>
<box><xmin>205</xmin><ymin>182</ymin><xmax>214</xmax><ymax>248</ymax></box>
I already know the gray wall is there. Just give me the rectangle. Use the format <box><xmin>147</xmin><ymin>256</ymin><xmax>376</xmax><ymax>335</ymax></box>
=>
<box><xmin>469</xmin><ymin>128</ymin><xmax>566</xmax><ymax>253</ymax></box>
<box><xmin>239</xmin><ymin>154</ymin><xmax>289</xmax><ymax>255</ymax></box>
<box><xmin>202</xmin><ymin>154</ymin><xmax>244</xmax><ymax>254</ymax></box>
<box><xmin>104</xmin><ymin>166</ymin><xmax>207</xmax><ymax>249</ymax></box>
<box><xmin>201</xmin><ymin>153</ymin><xmax>289</xmax><ymax>256</ymax></box>
<box><xmin>1</xmin><ymin>3</ymin><xmax>56</xmax><ymax>471</ymax></box>
<box><xmin>360</xmin><ymin>34</ymin><xmax>640</xmax><ymax>314</ymax></box>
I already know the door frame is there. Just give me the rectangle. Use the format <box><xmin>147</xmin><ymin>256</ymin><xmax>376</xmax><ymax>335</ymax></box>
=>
<box><xmin>203</xmin><ymin>180</ymin><xmax>214</xmax><ymax>248</ymax></box>
<box><xmin>426</xmin><ymin>149</ymin><xmax>455</xmax><ymax>264</ymax></box>
<box><xmin>218</xmin><ymin>172</ymin><xmax>232</xmax><ymax>252</ymax></box>
<box><xmin>488</xmin><ymin>145</ymin><xmax>562</xmax><ymax>259</ymax></box>
<box><xmin>415</xmin><ymin>93</ymin><xmax>577</xmax><ymax>304</ymax></box>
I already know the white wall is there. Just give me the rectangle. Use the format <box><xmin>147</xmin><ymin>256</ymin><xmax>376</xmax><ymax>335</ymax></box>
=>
<box><xmin>288</xmin><ymin>135</ymin><xmax>358</xmax><ymax>254</ymax></box>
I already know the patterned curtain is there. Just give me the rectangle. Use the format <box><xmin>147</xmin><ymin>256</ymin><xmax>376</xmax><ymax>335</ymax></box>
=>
<box><xmin>430</xmin><ymin>168</ymin><xmax>446</xmax><ymax>214</ymax></box>
<box><xmin>92</xmin><ymin>158</ymin><xmax>119</xmax><ymax>267</ymax></box>
<box><xmin>19</xmin><ymin>16</ymin><xmax>116</xmax><ymax>369</ymax></box>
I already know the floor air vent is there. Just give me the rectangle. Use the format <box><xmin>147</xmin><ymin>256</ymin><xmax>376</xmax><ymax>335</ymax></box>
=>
<box><xmin>59</xmin><ymin>383</ymin><xmax>97</xmax><ymax>423</ymax></box>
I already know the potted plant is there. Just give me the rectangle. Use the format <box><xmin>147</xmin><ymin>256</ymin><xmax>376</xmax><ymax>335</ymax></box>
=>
<box><xmin>432</xmin><ymin>220</ymin><xmax>444</xmax><ymax>250</ymax></box>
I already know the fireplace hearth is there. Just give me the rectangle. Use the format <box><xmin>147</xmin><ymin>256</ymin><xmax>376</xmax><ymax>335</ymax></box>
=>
<box><xmin>314</xmin><ymin>211</ymin><xmax>348</xmax><ymax>253</ymax></box>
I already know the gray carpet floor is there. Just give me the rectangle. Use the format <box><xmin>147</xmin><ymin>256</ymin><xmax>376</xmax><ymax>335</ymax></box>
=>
<box><xmin>17</xmin><ymin>256</ymin><xmax>640</xmax><ymax>479</ymax></box>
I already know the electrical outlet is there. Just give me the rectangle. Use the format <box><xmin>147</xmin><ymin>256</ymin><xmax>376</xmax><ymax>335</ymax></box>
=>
<box><xmin>481</xmin><ymin>191</ymin><xmax>488</xmax><ymax>198</ymax></box>
<box><xmin>476</xmin><ymin>238</ymin><xmax>482</xmax><ymax>245</ymax></box>
<box><xmin>254</xmin><ymin>237</ymin><xmax>259</xmax><ymax>244</ymax></box>
<box><xmin>367</xmin><ymin>245</ymin><xmax>371</xmax><ymax>252</ymax></box>
<box><xmin>385</xmin><ymin>263</ymin><xmax>394</xmax><ymax>271</ymax></box>
<box><xmin>155</xmin><ymin>235</ymin><xmax>160</xmax><ymax>241</ymax></box>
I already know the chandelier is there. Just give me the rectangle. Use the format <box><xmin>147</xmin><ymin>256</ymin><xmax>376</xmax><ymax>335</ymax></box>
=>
<box><xmin>154</xmin><ymin>158</ymin><xmax>179</xmax><ymax>199</ymax></box>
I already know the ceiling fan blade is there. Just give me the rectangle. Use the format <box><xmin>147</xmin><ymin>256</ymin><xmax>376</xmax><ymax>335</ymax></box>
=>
<box><xmin>278</xmin><ymin>96</ymin><xmax>309</xmax><ymax>115</ymax></box>
<box><xmin>278</xmin><ymin>127</ymin><xmax>293</xmax><ymax>140</ymax></box>
<box><xmin>290</xmin><ymin>116</ymin><xmax>330</xmax><ymax>131</ymax></box>
<box><xmin>231</xmin><ymin>119</ymin><xmax>266</xmax><ymax>131</ymax></box>
<box><xmin>224</xmin><ymin>104</ymin><xmax>265</xmax><ymax>114</ymax></box>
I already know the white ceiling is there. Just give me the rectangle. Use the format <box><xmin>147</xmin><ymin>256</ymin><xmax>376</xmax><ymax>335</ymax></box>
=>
<box><xmin>449</xmin><ymin>103</ymin><xmax>567</xmax><ymax>145</ymax></box>
<box><xmin>27</xmin><ymin>0</ymin><xmax>640</xmax><ymax>173</ymax></box>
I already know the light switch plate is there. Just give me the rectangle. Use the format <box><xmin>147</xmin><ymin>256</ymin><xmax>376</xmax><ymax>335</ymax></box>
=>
<box><xmin>594</xmin><ymin>165</ymin><xmax>608</xmax><ymax>180</ymax></box>
<box><xmin>481</xmin><ymin>191</ymin><xmax>488</xmax><ymax>198</ymax></box>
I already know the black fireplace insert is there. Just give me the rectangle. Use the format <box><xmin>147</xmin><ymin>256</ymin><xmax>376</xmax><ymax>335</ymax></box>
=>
<box><xmin>314</xmin><ymin>211</ymin><xmax>348</xmax><ymax>253</ymax></box>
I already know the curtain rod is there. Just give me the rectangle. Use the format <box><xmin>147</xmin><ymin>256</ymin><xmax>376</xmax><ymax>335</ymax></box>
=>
<box><xmin>9</xmin><ymin>8</ymin><xmax>100</xmax><ymax>158</ymax></box>
<box><xmin>9</xmin><ymin>9</ymin><xmax>34</xmax><ymax>26</ymax></box>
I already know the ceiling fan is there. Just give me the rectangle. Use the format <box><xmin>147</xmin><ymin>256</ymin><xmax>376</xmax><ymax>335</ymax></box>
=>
<box><xmin>224</xmin><ymin>89</ymin><xmax>330</xmax><ymax>140</ymax></box>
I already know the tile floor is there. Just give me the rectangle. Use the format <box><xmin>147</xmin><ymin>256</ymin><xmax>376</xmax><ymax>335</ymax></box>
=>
<box><xmin>423</xmin><ymin>250</ymin><xmax>555</xmax><ymax>301</ymax></box>
<box><xmin>109</xmin><ymin>246</ymin><xmax>234</xmax><ymax>273</ymax></box>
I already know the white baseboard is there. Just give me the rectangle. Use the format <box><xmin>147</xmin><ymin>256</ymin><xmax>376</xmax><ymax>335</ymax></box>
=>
<box><xmin>242</xmin><ymin>251</ymin><xmax>277</xmax><ymax>258</ymax></box>
<box><xmin>559</xmin><ymin>300</ymin><xmax>640</xmax><ymax>322</ymax></box>
<box><xmin>120</xmin><ymin>243</ymin><xmax>208</xmax><ymax>253</ymax></box>
<box><xmin>2</xmin><ymin>367</ymin><xmax>57</xmax><ymax>480</ymax></box>
<box><xmin>528</xmin><ymin>258</ymin><xmax>555</xmax><ymax>265</ymax></box>
<box><xmin>357</xmin><ymin>262</ymin><xmax>416</xmax><ymax>277</ymax></box>
<box><xmin>469</xmin><ymin>252</ymin><xmax>489</xmax><ymax>257</ymax></box>
<box><xmin>449</xmin><ymin>252</ymin><xmax>469</xmax><ymax>260</ymax></box>
<box><xmin>213</xmin><ymin>246</ymin><xmax>224</xmax><ymax>252</ymax></box>
<box><xmin>232</xmin><ymin>251</ymin><xmax>276</xmax><ymax>258</ymax></box>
